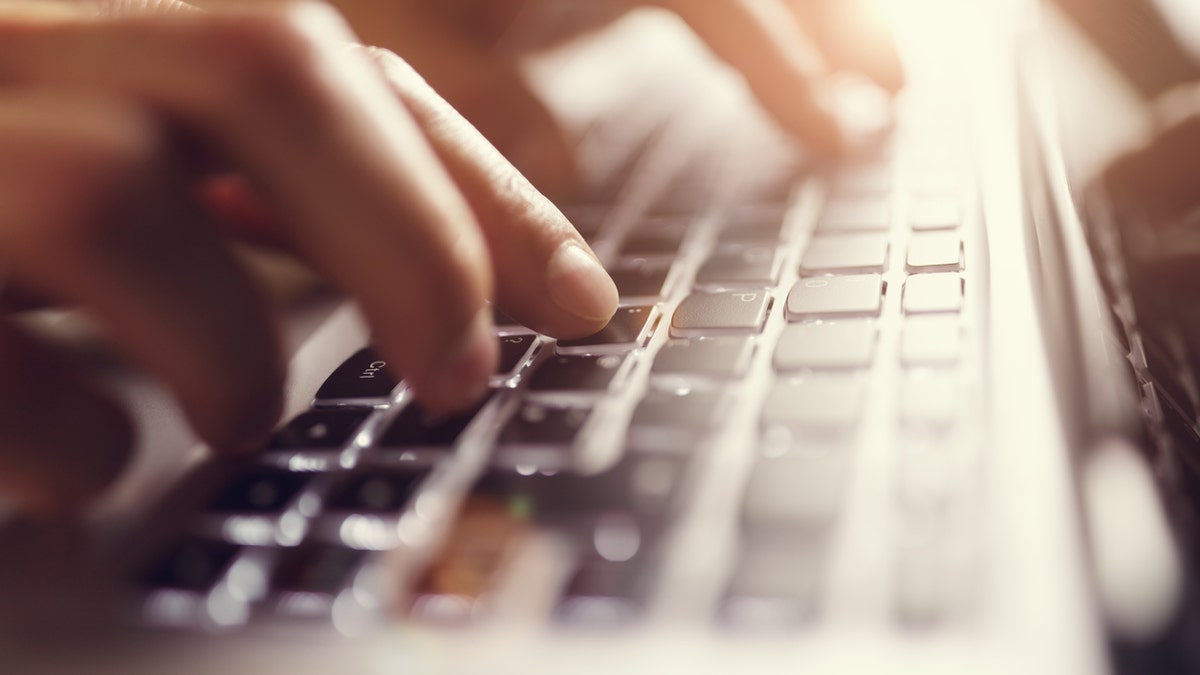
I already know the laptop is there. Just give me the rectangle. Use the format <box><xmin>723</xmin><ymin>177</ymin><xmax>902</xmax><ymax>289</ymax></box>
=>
<box><xmin>0</xmin><ymin>0</ymin><xmax>1192</xmax><ymax>672</ymax></box>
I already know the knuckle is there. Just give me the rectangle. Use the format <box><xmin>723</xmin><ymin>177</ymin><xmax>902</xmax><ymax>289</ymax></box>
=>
<box><xmin>0</xmin><ymin>98</ymin><xmax>163</xmax><ymax>254</ymax></box>
<box><xmin>195</xmin><ymin>4</ymin><xmax>344</xmax><ymax>121</ymax></box>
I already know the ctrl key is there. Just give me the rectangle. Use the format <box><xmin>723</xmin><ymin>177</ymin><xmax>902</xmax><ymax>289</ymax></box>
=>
<box><xmin>315</xmin><ymin>347</ymin><xmax>398</xmax><ymax>405</ymax></box>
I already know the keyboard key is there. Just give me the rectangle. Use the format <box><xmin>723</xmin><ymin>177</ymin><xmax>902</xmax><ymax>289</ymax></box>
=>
<box><xmin>498</xmin><ymin>403</ymin><xmax>591</xmax><ymax>447</ymax></box>
<box><xmin>141</xmin><ymin>539</ymin><xmax>239</xmax><ymax>591</ymax></box>
<box><xmin>909</xmin><ymin>198</ymin><xmax>960</xmax><ymax>231</ymax></box>
<box><xmin>900</xmin><ymin>316</ymin><xmax>962</xmax><ymax>365</ymax></box>
<box><xmin>695</xmin><ymin>246</ymin><xmax>781</xmax><ymax>287</ymax></box>
<box><xmin>268</xmin><ymin>408</ymin><xmax>372</xmax><ymax>451</ymax></box>
<box><xmin>742</xmin><ymin>452</ymin><xmax>848</xmax><ymax>531</ymax></box>
<box><xmin>717</xmin><ymin>206</ymin><xmax>788</xmax><ymax>245</ymax></box>
<box><xmin>651</xmin><ymin>336</ymin><xmax>755</xmax><ymax>379</ymax></box>
<box><xmin>900</xmin><ymin>371</ymin><xmax>959</xmax><ymax>427</ymax></box>
<box><xmin>761</xmin><ymin>375</ymin><xmax>865</xmax><ymax>431</ymax></box>
<box><xmin>557</xmin><ymin>306</ymin><xmax>655</xmax><ymax>354</ymax></box>
<box><xmin>722</xmin><ymin>541</ymin><xmax>822</xmax><ymax>627</ymax></box>
<box><xmin>906</xmin><ymin>232</ymin><xmax>962</xmax><ymax>271</ymax></box>
<box><xmin>207</xmin><ymin>467</ymin><xmax>311</xmax><ymax>514</ymax></box>
<box><xmin>314</xmin><ymin>348</ymin><xmax>397</xmax><ymax>404</ymax></box>
<box><xmin>270</xmin><ymin>544</ymin><xmax>366</xmax><ymax>595</ymax></box>
<box><xmin>609</xmin><ymin>264</ymin><xmax>671</xmax><ymax>299</ymax></box>
<box><xmin>475</xmin><ymin>454</ymin><xmax>685</xmax><ymax>520</ymax></box>
<box><xmin>903</xmin><ymin>273</ymin><xmax>963</xmax><ymax>314</ymax></box>
<box><xmin>832</xmin><ymin>164</ymin><xmax>892</xmax><ymax>195</ymax></box>
<box><xmin>799</xmin><ymin>233</ymin><xmax>889</xmax><ymax>274</ymax></box>
<box><xmin>671</xmin><ymin>291</ymin><xmax>771</xmax><ymax>336</ymax></box>
<box><xmin>818</xmin><ymin>199</ymin><xmax>891</xmax><ymax>233</ymax></box>
<box><xmin>528</xmin><ymin>354</ymin><xmax>628</xmax><ymax>392</ymax></box>
<box><xmin>491</xmin><ymin>306</ymin><xmax>523</xmax><ymax>330</ymax></box>
<box><xmin>496</xmin><ymin>334</ymin><xmax>537</xmax><ymax>377</ymax></box>
<box><xmin>324</xmin><ymin>469</ymin><xmax>430</xmax><ymax>513</ymax></box>
<box><xmin>628</xmin><ymin>390</ymin><xmax>721</xmax><ymax>449</ymax></box>
<box><xmin>786</xmin><ymin>274</ymin><xmax>883</xmax><ymax>320</ymax></box>
<box><xmin>773</xmin><ymin>320</ymin><xmax>877</xmax><ymax>371</ymax></box>
<box><xmin>557</xmin><ymin>555</ymin><xmax>647</xmax><ymax>626</ymax></box>
<box><xmin>620</xmin><ymin>222</ymin><xmax>687</xmax><ymax>257</ymax></box>
<box><xmin>377</xmin><ymin>400</ymin><xmax>486</xmax><ymax>449</ymax></box>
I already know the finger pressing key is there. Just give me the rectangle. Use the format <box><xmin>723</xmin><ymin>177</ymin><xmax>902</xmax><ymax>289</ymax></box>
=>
<box><xmin>0</xmin><ymin>5</ymin><xmax>499</xmax><ymax>412</ymax></box>
<box><xmin>365</xmin><ymin>47</ymin><xmax>617</xmax><ymax>339</ymax></box>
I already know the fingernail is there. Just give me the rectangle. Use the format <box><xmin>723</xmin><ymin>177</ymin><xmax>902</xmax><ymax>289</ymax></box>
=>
<box><xmin>423</xmin><ymin>308</ymin><xmax>495</xmax><ymax>411</ymax></box>
<box><xmin>546</xmin><ymin>242</ymin><xmax>618</xmax><ymax>323</ymax></box>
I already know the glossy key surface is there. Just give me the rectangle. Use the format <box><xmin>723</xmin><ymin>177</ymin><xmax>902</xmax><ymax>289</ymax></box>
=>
<box><xmin>207</xmin><ymin>467</ymin><xmax>311</xmax><ymax>514</ymax></box>
<box><xmin>378</xmin><ymin>401</ymin><xmax>486</xmax><ymax>449</ymax></box>
<box><xmin>557</xmin><ymin>307</ymin><xmax>655</xmax><ymax>353</ymax></box>
<box><xmin>671</xmin><ymin>291</ymin><xmax>771</xmax><ymax>336</ymax></box>
<box><xmin>323</xmin><ymin>469</ymin><xmax>429</xmax><ymax>513</ymax></box>
<box><xmin>141</xmin><ymin>539</ymin><xmax>240</xmax><ymax>591</ymax></box>
<box><xmin>695</xmin><ymin>246</ymin><xmax>780</xmax><ymax>287</ymax></box>
<box><xmin>903</xmin><ymin>273</ymin><xmax>963</xmax><ymax>314</ymax></box>
<box><xmin>651</xmin><ymin>336</ymin><xmax>755</xmax><ymax>379</ymax></box>
<box><xmin>496</xmin><ymin>334</ymin><xmax>537</xmax><ymax>375</ymax></box>
<box><xmin>786</xmin><ymin>275</ymin><xmax>883</xmax><ymax>320</ymax></box>
<box><xmin>268</xmin><ymin>409</ymin><xmax>372</xmax><ymax>451</ymax></box>
<box><xmin>799</xmin><ymin>233</ymin><xmax>889</xmax><ymax>274</ymax></box>
<box><xmin>270</xmin><ymin>544</ymin><xmax>366</xmax><ymax>595</ymax></box>
<box><xmin>528</xmin><ymin>354</ymin><xmax>627</xmax><ymax>392</ymax></box>
<box><xmin>906</xmin><ymin>232</ymin><xmax>963</xmax><ymax>272</ymax></box>
<box><xmin>774</xmin><ymin>320</ymin><xmax>877</xmax><ymax>371</ymax></box>
<box><xmin>315</xmin><ymin>348</ymin><xmax>397</xmax><ymax>403</ymax></box>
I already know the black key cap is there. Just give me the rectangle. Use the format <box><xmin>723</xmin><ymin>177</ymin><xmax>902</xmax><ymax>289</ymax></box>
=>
<box><xmin>670</xmin><ymin>291</ymin><xmax>771</xmax><ymax>336</ymax></box>
<box><xmin>496</xmin><ymin>334</ymin><xmax>537</xmax><ymax>376</ymax></box>
<box><xmin>323</xmin><ymin>469</ymin><xmax>429</xmax><ymax>513</ymax></box>
<box><xmin>315</xmin><ymin>348</ymin><xmax>397</xmax><ymax>403</ymax></box>
<box><xmin>475</xmin><ymin>454</ymin><xmax>685</xmax><ymax>519</ymax></box>
<box><xmin>620</xmin><ymin>223</ymin><xmax>687</xmax><ymax>257</ymax></box>
<box><xmin>378</xmin><ymin>400</ymin><xmax>487</xmax><ymax>449</ymax></box>
<box><xmin>557</xmin><ymin>306</ymin><xmax>655</xmax><ymax>353</ymax></box>
<box><xmin>498</xmin><ymin>403</ymin><xmax>590</xmax><ymax>446</ymax></box>
<box><xmin>208</xmin><ymin>467</ymin><xmax>311</xmax><ymax>514</ymax></box>
<box><xmin>630</xmin><ymin>389</ymin><xmax>720</xmax><ymax>429</ymax></box>
<box><xmin>528</xmin><ymin>354</ymin><xmax>627</xmax><ymax>392</ymax></box>
<box><xmin>695</xmin><ymin>246</ymin><xmax>780</xmax><ymax>287</ymax></box>
<box><xmin>609</xmin><ymin>264</ymin><xmax>670</xmax><ymax>299</ymax></box>
<box><xmin>491</xmin><ymin>306</ymin><xmax>522</xmax><ymax>330</ymax></box>
<box><xmin>141</xmin><ymin>539</ymin><xmax>240</xmax><ymax>591</ymax></box>
<box><xmin>271</xmin><ymin>544</ymin><xmax>367</xmax><ymax>595</ymax></box>
<box><xmin>716</xmin><ymin>222</ymin><xmax>785</xmax><ymax>247</ymax></box>
<box><xmin>268</xmin><ymin>408</ymin><xmax>372</xmax><ymax>451</ymax></box>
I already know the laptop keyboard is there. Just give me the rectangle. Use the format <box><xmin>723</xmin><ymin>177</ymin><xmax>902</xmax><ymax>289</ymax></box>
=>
<box><xmin>127</xmin><ymin>88</ymin><xmax>984</xmax><ymax>636</ymax></box>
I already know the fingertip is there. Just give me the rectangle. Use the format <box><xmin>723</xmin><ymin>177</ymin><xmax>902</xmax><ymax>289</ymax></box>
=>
<box><xmin>187</xmin><ymin>346</ymin><xmax>286</xmax><ymax>455</ymax></box>
<box><xmin>546</xmin><ymin>242</ymin><xmax>618</xmax><ymax>328</ymax></box>
<box><xmin>406</xmin><ymin>307</ymin><xmax>497</xmax><ymax>414</ymax></box>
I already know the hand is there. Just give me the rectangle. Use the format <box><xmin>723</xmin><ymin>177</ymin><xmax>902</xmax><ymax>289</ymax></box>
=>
<box><xmin>1101</xmin><ymin>106</ymin><xmax>1200</xmax><ymax>291</ymax></box>
<box><xmin>326</xmin><ymin>0</ymin><xmax>904</xmax><ymax>193</ymax></box>
<box><xmin>0</xmin><ymin>0</ymin><xmax>617</xmax><ymax>514</ymax></box>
